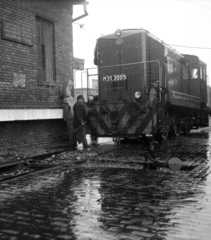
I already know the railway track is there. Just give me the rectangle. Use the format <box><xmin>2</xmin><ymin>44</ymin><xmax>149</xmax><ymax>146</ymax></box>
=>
<box><xmin>0</xmin><ymin>134</ymin><xmax>210</xmax><ymax>184</ymax></box>
<box><xmin>0</xmin><ymin>140</ymin><xmax>115</xmax><ymax>183</ymax></box>
<box><xmin>0</xmin><ymin>155</ymin><xmax>93</xmax><ymax>184</ymax></box>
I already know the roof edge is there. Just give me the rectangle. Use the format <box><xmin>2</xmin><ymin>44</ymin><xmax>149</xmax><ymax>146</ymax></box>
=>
<box><xmin>71</xmin><ymin>0</ymin><xmax>89</xmax><ymax>5</ymax></box>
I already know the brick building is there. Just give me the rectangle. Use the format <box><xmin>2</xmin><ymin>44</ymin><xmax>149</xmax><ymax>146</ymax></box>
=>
<box><xmin>0</xmin><ymin>0</ymin><xmax>88</xmax><ymax>156</ymax></box>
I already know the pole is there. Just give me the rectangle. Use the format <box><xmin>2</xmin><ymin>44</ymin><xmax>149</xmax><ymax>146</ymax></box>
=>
<box><xmin>87</xmin><ymin>69</ymin><xmax>89</xmax><ymax>102</ymax></box>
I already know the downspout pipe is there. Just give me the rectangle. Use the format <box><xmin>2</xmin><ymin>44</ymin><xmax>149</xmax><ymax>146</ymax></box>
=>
<box><xmin>72</xmin><ymin>1</ymin><xmax>88</xmax><ymax>22</ymax></box>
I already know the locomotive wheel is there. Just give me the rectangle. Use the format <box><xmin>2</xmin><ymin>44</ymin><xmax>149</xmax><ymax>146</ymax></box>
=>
<box><xmin>183</xmin><ymin>124</ymin><xmax>191</xmax><ymax>135</ymax></box>
<box><xmin>161</xmin><ymin>130</ymin><xmax>169</xmax><ymax>139</ymax></box>
<box><xmin>171</xmin><ymin>114</ymin><xmax>181</xmax><ymax>137</ymax></box>
<box><xmin>173</xmin><ymin>123</ymin><xmax>181</xmax><ymax>136</ymax></box>
<box><xmin>155</xmin><ymin>130</ymin><xmax>169</xmax><ymax>141</ymax></box>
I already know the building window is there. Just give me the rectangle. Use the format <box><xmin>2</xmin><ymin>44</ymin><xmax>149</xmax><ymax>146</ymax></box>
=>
<box><xmin>36</xmin><ymin>16</ymin><xmax>56</xmax><ymax>85</ymax></box>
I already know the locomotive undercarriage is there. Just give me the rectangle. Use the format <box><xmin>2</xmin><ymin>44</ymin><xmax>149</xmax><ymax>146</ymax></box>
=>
<box><xmin>87</xmin><ymin>100</ymin><xmax>209</xmax><ymax>142</ymax></box>
<box><xmin>159</xmin><ymin>104</ymin><xmax>209</xmax><ymax>139</ymax></box>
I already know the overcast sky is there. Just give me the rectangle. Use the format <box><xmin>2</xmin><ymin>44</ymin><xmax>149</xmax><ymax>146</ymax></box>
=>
<box><xmin>73</xmin><ymin>0</ymin><xmax>211</xmax><ymax>88</ymax></box>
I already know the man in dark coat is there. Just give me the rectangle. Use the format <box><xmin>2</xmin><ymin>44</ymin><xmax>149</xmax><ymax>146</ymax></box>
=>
<box><xmin>73</xmin><ymin>95</ymin><xmax>90</xmax><ymax>149</ymax></box>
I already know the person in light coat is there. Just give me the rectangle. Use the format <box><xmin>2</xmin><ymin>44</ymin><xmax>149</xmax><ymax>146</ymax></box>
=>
<box><xmin>63</xmin><ymin>83</ymin><xmax>77</xmax><ymax>149</ymax></box>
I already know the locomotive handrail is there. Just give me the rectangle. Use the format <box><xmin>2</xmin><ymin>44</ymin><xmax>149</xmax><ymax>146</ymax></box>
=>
<box><xmin>80</xmin><ymin>70</ymin><xmax>96</xmax><ymax>99</ymax></box>
<box><xmin>157</xmin><ymin>62</ymin><xmax>168</xmax><ymax>104</ymax></box>
<box><xmin>84</xmin><ymin>60</ymin><xmax>161</xmax><ymax>70</ymax></box>
<box><xmin>84</xmin><ymin>60</ymin><xmax>162</xmax><ymax>98</ymax></box>
<box><xmin>80</xmin><ymin>60</ymin><xmax>167</xmax><ymax>102</ymax></box>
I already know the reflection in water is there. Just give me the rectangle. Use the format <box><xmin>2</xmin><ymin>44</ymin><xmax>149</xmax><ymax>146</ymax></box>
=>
<box><xmin>0</xmin><ymin>173</ymin><xmax>65</xmax><ymax>203</ymax></box>
<box><xmin>108</xmin><ymin>169</ymin><xmax>211</xmax><ymax>239</ymax></box>
<box><xmin>71</xmin><ymin>172</ymin><xmax>119</xmax><ymax>240</ymax></box>
<box><xmin>0</xmin><ymin>128</ymin><xmax>211</xmax><ymax>239</ymax></box>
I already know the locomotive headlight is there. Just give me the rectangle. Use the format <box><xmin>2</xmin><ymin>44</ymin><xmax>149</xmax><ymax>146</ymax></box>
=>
<box><xmin>115</xmin><ymin>29</ymin><xmax>122</xmax><ymax>37</ymax></box>
<box><xmin>134</xmin><ymin>91</ymin><xmax>142</xmax><ymax>99</ymax></box>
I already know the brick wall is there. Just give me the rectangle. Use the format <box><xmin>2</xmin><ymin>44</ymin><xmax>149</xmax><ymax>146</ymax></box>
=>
<box><xmin>0</xmin><ymin>0</ymin><xmax>75</xmax><ymax>154</ymax></box>
<box><xmin>0</xmin><ymin>120</ymin><xmax>68</xmax><ymax>152</ymax></box>
<box><xmin>0</xmin><ymin>0</ymin><xmax>74</xmax><ymax>109</ymax></box>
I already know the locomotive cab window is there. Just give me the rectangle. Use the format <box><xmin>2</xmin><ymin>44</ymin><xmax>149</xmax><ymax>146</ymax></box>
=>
<box><xmin>182</xmin><ymin>66</ymin><xmax>188</xmax><ymax>80</ymax></box>
<box><xmin>203</xmin><ymin>67</ymin><xmax>206</xmax><ymax>81</ymax></box>
<box><xmin>190</xmin><ymin>68</ymin><xmax>199</xmax><ymax>79</ymax></box>
<box><xmin>200</xmin><ymin>65</ymin><xmax>205</xmax><ymax>80</ymax></box>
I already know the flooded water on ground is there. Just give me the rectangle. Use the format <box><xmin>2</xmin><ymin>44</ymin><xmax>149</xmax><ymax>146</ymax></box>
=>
<box><xmin>1</xmin><ymin>128</ymin><xmax>211</xmax><ymax>239</ymax></box>
<box><xmin>0</xmin><ymin>163</ymin><xmax>211</xmax><ymax>240</ymax></box>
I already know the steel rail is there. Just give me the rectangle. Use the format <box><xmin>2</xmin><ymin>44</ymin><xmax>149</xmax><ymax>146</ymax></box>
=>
<box><xmin>0</xmin><ymin>157</ymin><xmax>93</xmax><ymax>184</ymax></box>
<box><xmin>0</xmin><ymin>140</ymin><xmax>116</xmax><ymax>184</ymax></box>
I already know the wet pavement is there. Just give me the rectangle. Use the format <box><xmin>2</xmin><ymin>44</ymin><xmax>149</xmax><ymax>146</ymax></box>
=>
<box><xmin>1</xmin><ymin>128</ymin><xmax>211</xmax><ymax>239</ymax></box>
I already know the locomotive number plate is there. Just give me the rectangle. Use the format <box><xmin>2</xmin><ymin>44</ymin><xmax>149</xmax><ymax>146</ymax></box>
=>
<box><xmin>103</xmin><ymin>74</ymin><xmax>127</xmax><ymax>82</ymax></box>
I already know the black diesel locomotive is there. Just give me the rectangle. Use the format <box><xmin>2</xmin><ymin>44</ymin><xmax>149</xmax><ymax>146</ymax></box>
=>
<box><xmin>86</xmin><ymin>29</ymin><xmax>209</xmax><ymax>140</ymax></box>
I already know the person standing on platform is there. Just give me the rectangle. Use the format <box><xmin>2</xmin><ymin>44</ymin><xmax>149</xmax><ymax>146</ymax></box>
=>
<box><xmin>73</xmin><ymin>95</ymin><xmax>90</xmax><ymax>149</ymax></box>
<box><xmin>63</xmin><ymin>82</ymin><xmax>77</xmax><ymax>149</ymax></box>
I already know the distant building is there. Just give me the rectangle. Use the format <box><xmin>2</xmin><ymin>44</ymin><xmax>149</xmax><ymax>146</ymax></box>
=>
<box><xmin>73</xmin><ymin>57</ymin><xmax>85</xmax><ymax>71</ymax></box>
<box><xmin>0</xmin><ymin>0</ymin><xmax>88</xmax><ymax>155</ymax></box>
<box><xmin>92</xmin><ymin>79</ymin><xmax>98</xmax><ymax>89</ymax></box>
